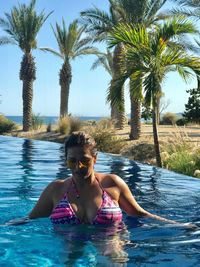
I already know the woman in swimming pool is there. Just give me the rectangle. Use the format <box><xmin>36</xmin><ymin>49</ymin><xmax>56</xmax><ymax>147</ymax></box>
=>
<box><xmin>28</xmin><ymin>131</ymin><xmax>177</xmax><ymax>225</ymax></box>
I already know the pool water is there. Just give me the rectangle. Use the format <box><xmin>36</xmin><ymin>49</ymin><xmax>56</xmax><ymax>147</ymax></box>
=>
<box><xmin>0</xmin><ymin>136</ymin><xmax>200</xmax><ymax>266</ymax></box>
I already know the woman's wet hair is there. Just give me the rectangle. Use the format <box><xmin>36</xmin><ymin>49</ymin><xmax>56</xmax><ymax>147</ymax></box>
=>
<box><xmin>64</xmin><ymin>131</ymin><xmax>97</xmax><ymax>158</ymax></box>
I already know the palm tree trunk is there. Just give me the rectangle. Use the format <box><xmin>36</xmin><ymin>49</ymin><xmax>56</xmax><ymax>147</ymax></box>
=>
<box><xmin>152</xmin><ymin>108</ymin><xmax>162</xmax><ymax>167</ymax></box>
<box><xmin>110</xmin><ymin>86</ymin><xmax>125</xmax><ymax>129</ymax></box>
<box><xmin>20</xmin><ymin>53</ymin><xmax>36</xmax><ymax>132</ymax></box>
<box><xmin>22</xmin><ymin>80</ymin><xmax>33</xmax><ymax>131</ymax></box>
<box><xmin>156</xmin><ymin>95</ymin><xmax>161</xmax><ymax>125</ymax></box>
<box><xmin>59</xmin><ymin>61</ymin><xmax>72</xmax><ymax>117</ymax></box>
<box><xmin>129</xmin><ymin>97</ymin><xmax>141</xmax><ymax>139</ymax></box>
<box><xmin>60</xmin><ymin>83</ymin><xmax>70</xmax><ymax>117</ymax></box>
<box><xmin>129</xmin><ymin>77</ymin><xmax>142</xmax><ymax>139</ymax></box>
<box><xmin>111</xmin><ymin>43</ymin><xmax>125</xmax><ymax>129</ymax></box>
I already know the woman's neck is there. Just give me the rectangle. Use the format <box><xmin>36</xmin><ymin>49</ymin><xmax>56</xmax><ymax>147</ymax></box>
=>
<box><xmin>73</xmin><ymin>171</ymin><xmax>96</xmax><ymax>187</ymax></box>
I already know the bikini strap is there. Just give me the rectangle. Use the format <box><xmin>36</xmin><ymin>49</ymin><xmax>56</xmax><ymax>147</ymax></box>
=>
<box><xmin>95</xmin><ymin>175</ymin><xmax>105</xmax><ymax>192</ymax></box>
<box><xmin>71</xmin><ymin>178</ymin><xmax>80</xmax><ymax>198</ymax></box>
<box><xmin>70</xmin><ymin>176</ymin><xmax>104</xmax><ymax>199</ymax></box>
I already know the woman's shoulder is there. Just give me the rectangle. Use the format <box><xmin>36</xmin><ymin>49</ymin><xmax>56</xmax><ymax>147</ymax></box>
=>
<box><xmin>47</xmin><ymin>178</ymin><xmax>72</xmax><ymax>197</ymax></box>
<box><xmin>95</xmin><ymin>172</ymin><xmax>124</xmax><ymax>188</ymax></box>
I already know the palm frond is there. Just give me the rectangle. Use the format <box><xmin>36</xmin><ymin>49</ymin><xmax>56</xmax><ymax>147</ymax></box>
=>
<box><xmin>155</xmin><ymin>15</ymin><xmax>198</xmax><ymax>48</ymax></box>
<box><xmin>65</xmin><ymin>20</ymin><xmax>79</xmax><ymax>56</ymax></box>
<box><xmin>39</xmin><ymin>47</ymin><xmax>63</xmax><ymax>59</ymax></box>
<box><xmin>109</xmin><ymin>23</ymin><xmax>149</xmax><ymax>49</ymax></box>
<box><xmin>174</xmin><ymin>65</ymin><xmax>194</xmax><ymax>83</ymax></box>
<box><xmin>0</xmin><ymin>17</ymin><xmax>10</xmax><ymax>29</ymax></box>
<box><xmin>0</xmin><ymin>0</ymin><xmax>52</xmax><ymax>52</ymax></box>
<box><xmin>0</xmin><ymin>36</ymin><xmax>15</xmax><ymax>45</ymax></box>
<box><xmin>72</xmin><ymin>47</ymin><xmax>99</xmax><ymax>59</ymax></box>
<box><xmin>107</xmin><ymin>75</ymin><xmax>127</xmax><ymax>110</ymax></box>
<box><xmin>129</xmin><ymin>71</ymin><xmax>144</xmax><ymax>100</ymax></box>
<box><xmin>80</xmin><ymin>7</ymin><xmax>114</xmax><ymax>36</ymax></box>
<box><xmin>51</xmin><ymin>23</ymin><xmax>63</xmax><ymax>55</ymax></box>
<box><xmin>146</xmin><ymin>0</ymin><xmax>167</xmax><ymax>21</ymax></box>
<box><xmin>169</xmin><ymin>0</ymin><xmax>200</xmax><ymax>19</ymax></box>
<box><xmin>91</xmin><ymin>52</ymin><xmax>113</xmax><ymax>76</ymax></box>
<box><xmin>171</xmin><ymin>7</ymin><xmax>200</xmax><ymax>20</ymax></box>
<box><xmin>49</xmin><ymin>19</ymin><xmax>99</xmax><ymax>61</ymax></box>
<box><xmin>172</xmin><ymin>0</ymin><xmax>200</xmax><ymax>8</ymax></box>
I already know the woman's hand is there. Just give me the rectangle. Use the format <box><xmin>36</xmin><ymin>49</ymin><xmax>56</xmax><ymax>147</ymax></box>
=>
<box><xmin>5</xmin><ymin>216</ymin><xmax>30</xmax><ymax>226</ymax></box>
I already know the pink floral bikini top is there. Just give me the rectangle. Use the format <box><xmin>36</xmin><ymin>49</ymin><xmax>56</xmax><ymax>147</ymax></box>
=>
<box><xmin>50</xmin><ymin>177</ymin><xmax>123</xmax><ymax>225</ymax></box>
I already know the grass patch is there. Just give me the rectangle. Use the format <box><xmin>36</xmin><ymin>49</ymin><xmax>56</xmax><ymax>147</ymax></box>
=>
<box><xmin>57</xmin><ymin>116</ymin><xmax>71</xmax><ymax>134</ymax></box>
<box><xmin>161</xmin><ymin>127</ymin><xmax>200</xmax><ymax>177</ymax></box>
<box><xmin>31</xmin><ymin>113</ymin><xmax>44</xmax><ymax>130</ymax></box>
<box><xmin>69</xmin><ymin>116</ymin><xmax>82</xmax><ymax>133</ymax></box>
<box><xmin>57</xmin><ymin>116</ymin><xmax>82</xmax><ymax>135</ymax></box>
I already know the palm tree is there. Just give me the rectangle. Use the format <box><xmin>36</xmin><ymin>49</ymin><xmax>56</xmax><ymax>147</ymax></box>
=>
<box><xmin>41</xmin><ymin>19</ymin><xmax>98</xmax><ymax>117</ymax></box>
<box><xmin>0</xmin><ymin>0</ymin><xmax>52</xmax><ymax>131</ymax></box>
<box><xmin>108</xmin><ymin>18</ymin><xmax>200</xmax><ymax>167</ymax></box>
<box><xmin>81</xmin><ymin>0</ymin><xmax>171</xmax><ymax>134</ymax></box>
<box><xmin>112</xmin><ymin>0</ymin><xmax>172</xmax><ymax>139</ymax></box>
<box><xmin>81</xmin><ymin>1</ymin><xmax>126</xmax><ymax>129</ymax></box>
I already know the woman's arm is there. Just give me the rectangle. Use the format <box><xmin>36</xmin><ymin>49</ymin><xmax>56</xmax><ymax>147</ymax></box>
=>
<box><xmin>5</xmin><ymin>182</ymin><xmax>55</xmax><ymax>225</ymax></box>
<box><xmin>28</xmin><ymin>181</ymin><xmax>55</xmax><ymax>219</ymax></box>
<box><xmin>115</xmin><ymin>175</ymin><xmax>177</xmax><ymax>224</ymax></box>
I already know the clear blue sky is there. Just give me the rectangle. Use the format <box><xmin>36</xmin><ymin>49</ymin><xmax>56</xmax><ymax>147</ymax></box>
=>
<box><xmin>0</xmin><ymin>0</ymin><xmax>198</xmax><ymax>117</ymax></box>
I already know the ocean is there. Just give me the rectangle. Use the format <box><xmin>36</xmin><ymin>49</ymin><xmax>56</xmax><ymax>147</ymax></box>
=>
<box><xmin>6</xmin><ymin>116</ymin><xmax>105</xmax><ymax>125</ymax></box>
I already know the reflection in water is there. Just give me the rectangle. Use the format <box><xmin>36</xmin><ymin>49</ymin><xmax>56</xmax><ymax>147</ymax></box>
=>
<box><xmin>109</xmin><ymin>156</ymin><xmax>128</xmax><ymax>178</ymax></box>
<box><xmin>148</xmin><ymin>166</ymin><xmax>162</xmax><ymax>202</ymax></box>
<box><xmin>54</xmin><ymin>223</ymin><xmax>131</xmax><ymax>266</ymax></box>
<box><xmin>56</xmin><ymin>145</ymin><xmax>71</xmax><ymax>180</ymax></box>
<box><xmin>16</xmin><ymin>139</ymin><xmax>34</xmax><ymax>199</ymax></box>
<box><xmin>123</xmin><ymin>160</ymin><xmax>142</xmax><ymax>190</ymax></box>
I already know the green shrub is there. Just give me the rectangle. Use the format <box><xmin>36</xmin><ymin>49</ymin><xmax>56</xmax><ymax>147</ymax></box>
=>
<box><xmin>163</xmin><ymin>150</ymin><xmax>200</xmax><ymax>177</ymax></box>
<box><xmin>0</xmin><ymin>115</ymin><xmax>17</xmax><ymax>134</ymax></box>
<box><xmin>160</xmin><ymin>112</ymin><xmax>178</xmax><ymax>125</ymax></box>
<box><xmin>31</xmin><ymin>113</ymin><xmax>44</xmax><ymax>130</ymax></box>
<box><xmin>161</xmin><ymin>130</ymin><xmax>200</xmax><ymax>177</ymax></box>
<box><xmin>57</xmin><ymin>116</ymin><xmax>71</xmax><ymax>135</ymax></box>
<box><xmin>176</xmin><ymin>118</ymin><xmax>187</xmax><ymax>126</ymax></box>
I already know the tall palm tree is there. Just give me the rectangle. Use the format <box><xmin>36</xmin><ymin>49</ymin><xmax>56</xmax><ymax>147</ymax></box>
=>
<box><xmin>113</xmin><ymin>0</ymin><xmax>172</xmax><ymax>139</ymax></box>
<box><xmin>41</xmin><ymin>19</ymin><xmax>98</xmax><ymax>117</ymax></box>
<box><xmin>0</xmin><ymin>0</ymin><xmax>52</xmax><ymax>131</ymax></box>
<box><xmin>81</xmin><ymin>0</ymin><xmax>170</xmax><ymax>133</ymax></box>
<box><xmin>81</xmin><ymin>1</ymin><xmax>126</xmax><ymax>129</ymax></box>
<box><xmin>108</xmin><ymin>18</ymin><xmax>200</xmax><ymax>167</ymax></box>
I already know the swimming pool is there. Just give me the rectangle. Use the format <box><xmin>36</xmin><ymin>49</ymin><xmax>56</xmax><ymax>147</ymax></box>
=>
<box><xmin>0</xmin><ymin>136</ymin><xmax>199</xmax><ymax>266</ymax></box>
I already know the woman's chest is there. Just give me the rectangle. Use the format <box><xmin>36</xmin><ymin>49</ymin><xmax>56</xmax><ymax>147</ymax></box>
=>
<box><xmin>69</xmin><ymin>190</ymin><xmax>103</xmax><ymax>223</ymax></box>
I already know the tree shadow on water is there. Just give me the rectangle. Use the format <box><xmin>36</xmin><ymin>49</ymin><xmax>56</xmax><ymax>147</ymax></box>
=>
<box><xmin>56</xmin><ymin>145</ymin><xmax>71</xmax><ymax>180</ymax></box>
<box><xmin>16</xmin><ymin>139</ymin><xmax>35</xmax><ymax>200</ymax></box>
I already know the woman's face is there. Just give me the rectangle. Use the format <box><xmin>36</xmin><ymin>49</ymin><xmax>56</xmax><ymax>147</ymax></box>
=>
<box><xmin>66</xmin><ymin>146</ymin><xmax>97</xmax><ymax>179</ymax></box>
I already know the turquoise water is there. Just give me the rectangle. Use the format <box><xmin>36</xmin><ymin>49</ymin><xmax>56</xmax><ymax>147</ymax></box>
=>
<box><xmin>0</xmin><ymin>136</ymin><xmax>200</xmax><ymax>266</ymax></box>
